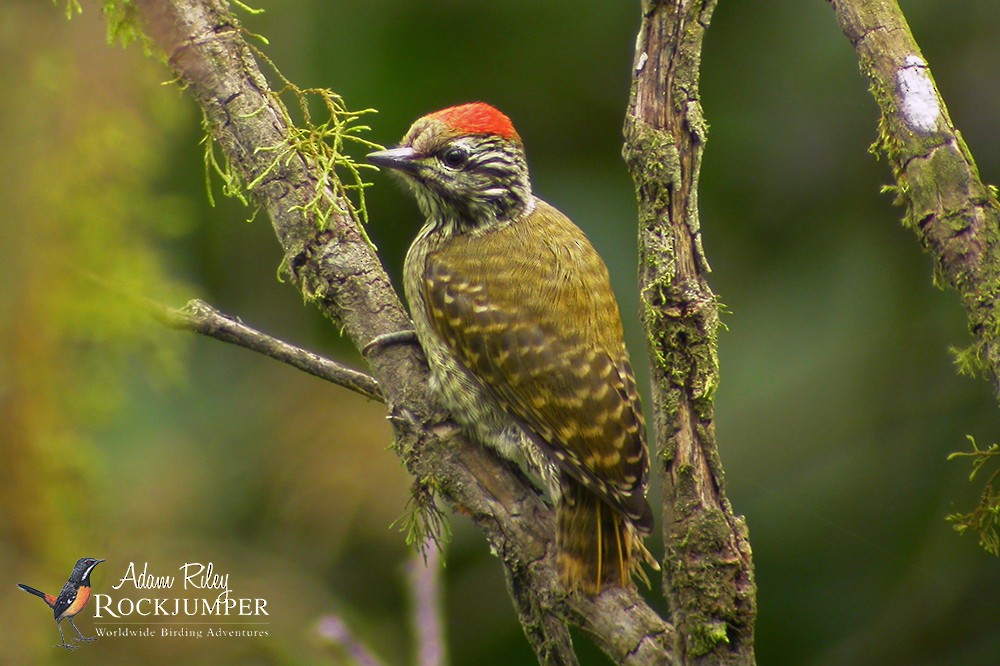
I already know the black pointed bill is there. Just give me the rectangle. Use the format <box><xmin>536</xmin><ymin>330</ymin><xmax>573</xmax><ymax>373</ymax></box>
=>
<box><xmin>367</xmin><ymin>147</ymin><xmax>420</xmax><ymax>174</ymax></box>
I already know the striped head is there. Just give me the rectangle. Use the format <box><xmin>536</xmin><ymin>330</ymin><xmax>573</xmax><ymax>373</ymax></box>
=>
<box><xmin>368</xmin><ymin>102</ymin><xmax>534</xmax><ymax>231</ymax></box>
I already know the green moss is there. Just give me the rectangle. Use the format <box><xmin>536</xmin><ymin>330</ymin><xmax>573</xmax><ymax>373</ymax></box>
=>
<box><xmin>201</xmin><ymin>44</ymin><xmax>382</xmax><ymax>248</ymax></box>
<box><xmin>688</xmin><ymin>620</ymin><xmax>730</xmax><ymax>657</ymax></box>
<box><xmin>666</xmin><ymin>507</ymin><xmax>747</xmax><ymax>657</ymax></box>
<box><xmin>83</xmin><ymin>1</ymin><xmax>380</xmax><ymax>251</ymax></box>
<box><xmin>626</xmin><ymin>121</ymin><xmax>722</xmax><ymax>423</ymax></box>
<box><xmin>101</xmin><ymin>1</ymin><xmax>146</xmax><ymax>50</ymax></box>
<box><xmin>231</xmin><ymin>0</ymin><xmax>266</xmax><ymax>15</ymax></box>
<box><xmin>950</xmin><ymin>343</ymin><xmax>983</xmax><ymax>379</ymax></box>
<box><xmin>58</xmin><ymin>0</ymin><xmax>143</xmax><ymax>50</ymax></box>
<box><xmin>946</xmin><ymin>436</ymin><xmax>1000</xmax><ymax>556</ymax></box>
<box><xmin>391</xmin><ymin>478</ymin><xmax>452</xmax><ymax>561</ymax></box>
<box><xmin>58</xmin><ymin>0</ymin><xmax>82</xmax><ymax>19</ymax></box>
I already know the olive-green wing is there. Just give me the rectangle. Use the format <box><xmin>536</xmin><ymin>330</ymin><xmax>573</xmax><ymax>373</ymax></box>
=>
<box><xmin>422</xmin><ymin>205</ymin><xmax>650</xmax><ymax>529</ymax></box>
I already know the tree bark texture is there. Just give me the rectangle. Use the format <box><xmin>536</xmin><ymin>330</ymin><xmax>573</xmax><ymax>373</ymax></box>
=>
<box><xmin>829</xmin><ymin>0</ymin><xmax>1000</xmax><ymax>401</ymax></box>
<box><xmin>623</xmin><ymin>1</ymin><xmax>756</xmax><ymax>664</ymax></box>
<box><xmin>130</xmin><ymin>0</ymin><xmax>684</xmax><ymax>663</ymax></box>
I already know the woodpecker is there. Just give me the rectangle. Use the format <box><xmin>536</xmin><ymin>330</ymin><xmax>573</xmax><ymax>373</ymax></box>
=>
<box><xmin>368</xmin><ymin>102</ymin><xmax>655</xmax><ymax>594</ymax></box>
<box><xmin>18</xmin><ymin>557</ymin><xmax>104</xmax><ymax>649</ymax></box>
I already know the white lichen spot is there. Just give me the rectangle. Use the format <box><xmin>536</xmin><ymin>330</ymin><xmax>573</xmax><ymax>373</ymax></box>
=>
<box><xmin>896</xmin><ymin>55</ymin><xmax>939</xmax><ymax>134</ymax></box>
<box><xmin>636</xmin><ymin>52</ymin><xmax>648</xmax><ymax>74</ymax></box>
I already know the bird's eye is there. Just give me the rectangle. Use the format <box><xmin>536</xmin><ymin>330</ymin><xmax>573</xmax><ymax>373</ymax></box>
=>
<box><xmin>440</xmin><ymin>146</ymin><xmax>469</xmax><ymax>169</ymax></box>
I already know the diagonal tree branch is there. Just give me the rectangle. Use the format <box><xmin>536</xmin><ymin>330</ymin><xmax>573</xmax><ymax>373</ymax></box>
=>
<box><xmin>127</xmin><ymin>0</ymin><xmax>676</xmax><ymax>663</ymax></box>
<box><xmin>828</xmin><ymin>0</ymin><xmax>1000</xmax><ymax>401</ymax></box>
<box><xmin>84</xmin><ymin>270</ymin><xmax>384</xmax><ymax>400</ymax></box>
<box><xmin>624</xmin><ymin>1</ymin><xmax>756</xmax><ymax>663</ymax></box>
<box><xmin>153</xmin><ymin>298</ymin><xmax>384</xmax><ymax>402</ymax></box>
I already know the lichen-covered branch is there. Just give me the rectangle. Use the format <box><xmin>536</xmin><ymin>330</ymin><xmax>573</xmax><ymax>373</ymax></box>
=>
<box><xmin>828</xmin><ymin>0</ymin><xmax>1000</xmax><ymax>400</ymax></box>
<box><xmin>623</xmin><ymin>1</ymin><xmax>756</xmax><ymax>663</ymax></box>
<box><xmin>124</xmin><ymin>0</ymin><xmax>673</xmax><ymax>663</ymax></box>
<box><xmin>828</xmin><ymin>0</ymin><xmax>1000</xmax><ymax>560</ymax></box>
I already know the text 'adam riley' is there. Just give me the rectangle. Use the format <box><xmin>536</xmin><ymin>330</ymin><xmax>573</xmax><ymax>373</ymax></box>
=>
<box><xmin>92</xmin><ymin>561</ymin><xmax>269</xmax><ymax>619</ymax></box>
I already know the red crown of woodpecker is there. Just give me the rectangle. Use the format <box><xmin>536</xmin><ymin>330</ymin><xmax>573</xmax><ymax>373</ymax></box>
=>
<box><xmin>427</xmin><ymin>102</ymin><xmax>521</xmax><ymax>142</ymax></box>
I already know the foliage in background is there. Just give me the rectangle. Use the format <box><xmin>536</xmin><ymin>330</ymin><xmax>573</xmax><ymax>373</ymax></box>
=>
<box><xmin>1</xmin><ymin>0</ymin><xmax>191</xmax><ymax>548</ymax></box>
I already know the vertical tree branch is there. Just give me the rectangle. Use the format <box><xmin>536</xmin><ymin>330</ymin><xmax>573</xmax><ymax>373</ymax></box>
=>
<box><xmin>828</xmin><ymin>0</ymin><xmax>1000</xmax><ymax>401</ymax></box>
<box><xmin>623</xmin><ymin>1</ymin><xmax>756</xmax><ymax>663</ymax></box>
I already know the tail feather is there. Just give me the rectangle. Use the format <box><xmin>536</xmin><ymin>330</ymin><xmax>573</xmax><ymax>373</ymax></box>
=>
<box><xmin>556</xmin><ymin>479</ymin><xmax>657</xmax><ymax>594</ymax></box>
<box><xmin>17</xmin><ymin>583</ymin><xmax>45</xmax><ymax>598</ymax></box>
<box><xmin>17</xmin><ymin>583</ymin><xmax>56</xmax><ymax>607</ymax></box>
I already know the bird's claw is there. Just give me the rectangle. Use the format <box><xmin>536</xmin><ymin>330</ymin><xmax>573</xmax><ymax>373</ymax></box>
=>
<box><xmin>362</xmin><ymin>329</ymin><xmax>419</xmax><ymax>355</ymax></box>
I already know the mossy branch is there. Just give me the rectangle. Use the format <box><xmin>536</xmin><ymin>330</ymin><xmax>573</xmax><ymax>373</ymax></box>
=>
<box><xmin>829</xmin><ymin>0</ymin><xmax>1000</xmax><ymax>396</ymax></box>
<box><xmin>829</xmin><ymin>0</ymin><xmax>1000</xmax><ymax>557</ymax></box>
<box><xmin>624</xmin><ymin>1</ymin><xmax>756</xmax><ymax>663</ymax></box>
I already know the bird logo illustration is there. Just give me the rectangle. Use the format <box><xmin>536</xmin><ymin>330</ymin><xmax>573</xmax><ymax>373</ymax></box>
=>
<box><xmin>18</xmin><ymin>557</ymin><xmax>105</xmax><ymax>650</ymax></box>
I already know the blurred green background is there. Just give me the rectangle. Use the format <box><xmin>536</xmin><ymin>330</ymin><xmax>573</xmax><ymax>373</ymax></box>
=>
<box><xmin>2</xmin><ymin>1</ymin><xmax>999</xmax><ymax>664</ymax></box>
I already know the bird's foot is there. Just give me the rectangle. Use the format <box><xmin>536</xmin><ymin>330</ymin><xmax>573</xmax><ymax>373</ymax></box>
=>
<box><xmin>362</xmin><ymin>329</ymin><xmax>418</xmax><ymax>356</ymax></box>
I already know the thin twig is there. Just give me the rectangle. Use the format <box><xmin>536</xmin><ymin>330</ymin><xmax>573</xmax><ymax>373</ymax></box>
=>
<box><xmin>407</xmin><ymin>540</ymin><xmax>446</xmax><ymax>666</ymax></box>
<box><xmin>80</xmin><ymin>271</ymin><xmax>383</xmax><ymax>402</ymax></box>
<box><xmin>155</xmin><ymin>298</ymin><xmax>383</xmax><ymax>402</ymax></box>
<box><xmin>317</xmin><ymin>615</ymin><xmax>388</xmax><ymax>666</ymax></box>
